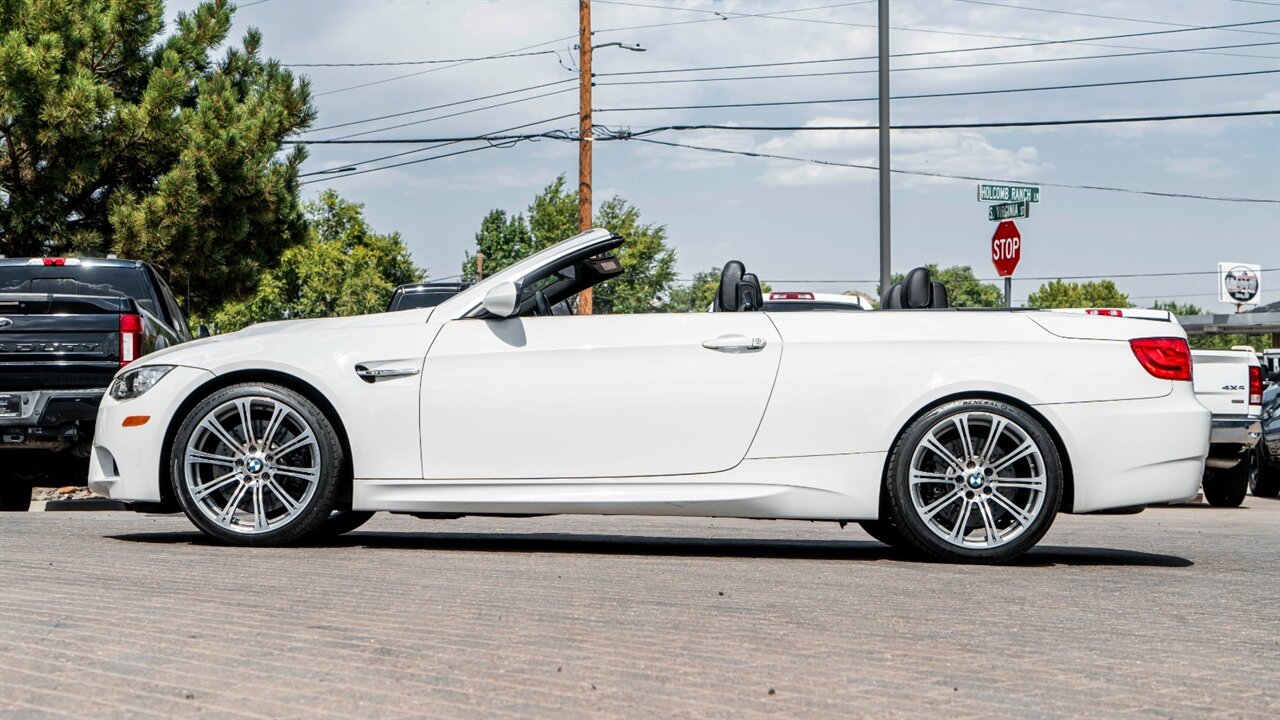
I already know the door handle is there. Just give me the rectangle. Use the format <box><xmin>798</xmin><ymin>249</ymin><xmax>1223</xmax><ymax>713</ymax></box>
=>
<box><xmin>701</xmin><ymin>335</ymin><xmax>767</xmax><ymax>353</ymax></box>
<box><xmin>354</xmin><ymin>364</ymin><xmax>420</xmax><ymax>383</ymax></box>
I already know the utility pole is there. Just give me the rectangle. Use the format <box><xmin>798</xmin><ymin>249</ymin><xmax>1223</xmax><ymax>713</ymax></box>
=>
<box><xmin>576</xmin><ymin>0</ymin><xmax>594</xmax><ymax>315</ymax></box>
<box><xmin>877</xmin><ymin>0</ymin><xmax>891</xmax><ymax>301</ymax></box>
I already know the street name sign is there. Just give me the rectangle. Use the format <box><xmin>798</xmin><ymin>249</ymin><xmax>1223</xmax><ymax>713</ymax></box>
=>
<box><xmin>991</xmin><ymin>221</ymin><xmax>1021</xmax><ymax>278</ymax></box>
<box><xmin>978</xmin><ymin>184</ymin><xmax>1040</xmax><ymax>203</ymax></box>
<box><xmin>988</xmin><ymin>201</ymin><xmax>1029</xmax><ymax>222</ymax></box>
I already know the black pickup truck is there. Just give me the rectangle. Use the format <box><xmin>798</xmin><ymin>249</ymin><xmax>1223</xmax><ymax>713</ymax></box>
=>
<box><xmin>0</xmin><ymin>257</ymin><xmax>194</xmax><ymax>510</ymax></box>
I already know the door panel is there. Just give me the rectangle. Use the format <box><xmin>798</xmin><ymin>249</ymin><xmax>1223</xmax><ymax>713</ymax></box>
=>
<box><xmin>420</xmin><ymin>313</ymin><xmax>781</xmax><ymax>479</ymax></box>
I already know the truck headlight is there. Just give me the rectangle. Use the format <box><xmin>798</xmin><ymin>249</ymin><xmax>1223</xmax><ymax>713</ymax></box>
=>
<box><xmin>109</xmin><ymin>365</ymin><xmax>175</xmax><ymax>400</ymax></box>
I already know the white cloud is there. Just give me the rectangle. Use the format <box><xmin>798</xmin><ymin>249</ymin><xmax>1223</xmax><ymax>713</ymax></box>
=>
<box><xmin>750</xmin><ymin>117</ymin><xmax>1051</xmax><ymax>188</ymax></box>
<box><xmin>1162</xmin><ymin>156</ymin><xmax>1238</xmax><ymax>180</ymax></box>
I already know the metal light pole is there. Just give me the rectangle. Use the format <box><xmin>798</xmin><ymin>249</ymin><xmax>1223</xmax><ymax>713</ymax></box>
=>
<box><xmin>877</xmin><ymin>0</ymin><xmax>891</xmax><ymax>301</ymax></box>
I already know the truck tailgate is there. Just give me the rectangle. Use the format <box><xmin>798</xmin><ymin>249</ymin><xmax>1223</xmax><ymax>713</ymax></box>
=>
<box><xmin>0</xmin><ymin>294</ymin><xmax>127</xmax><ymax>391</ymax></box>
<box><xmin>1191</xmin><ymin>351</ymin><xmax>1252</xmax><ymax>416</ymax></box>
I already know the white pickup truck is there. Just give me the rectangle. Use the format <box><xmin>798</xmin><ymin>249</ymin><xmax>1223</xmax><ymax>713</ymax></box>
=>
<box><xmin>1192</xmin><ymin>349</ymin><xmax>1263</xmax><ymax>507</ymax></box>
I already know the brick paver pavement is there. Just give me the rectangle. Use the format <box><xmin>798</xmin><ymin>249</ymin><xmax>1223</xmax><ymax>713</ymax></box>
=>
<box><xmin>2</xmin><ymin>498</ymin><xmax>1278</xmax><ymax>719</ymax></box>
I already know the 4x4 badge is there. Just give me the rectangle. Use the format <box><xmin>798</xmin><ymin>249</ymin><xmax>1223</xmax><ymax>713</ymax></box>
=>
<box><xmin>0</xmin><ymin>318</ymin><xmax>12</xmax><ymax>329</ymax></box>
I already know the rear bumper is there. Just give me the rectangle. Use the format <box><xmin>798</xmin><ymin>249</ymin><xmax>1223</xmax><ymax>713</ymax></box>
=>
<box><xmin>87</xmin><ymin>366</ymin><xmax>214</xmax><ymax>503</ymax></box>
<box><xmin>1205</xmin><ymin>417</ymin><xmax>1261</xmax><ymax>469</ymax></box>
<box><xmin>1037</xmin><ymin>384</ymin><xmax>1210</xmax><ymax>513</ymax></box>
<box><xmin>1209</xmin><ymin>417</ymin><xmax>1261</xmax><ymax>448</ymax></box>
<box><xmin>0</xmin><ymin>388</ymin><xmax>105</xmax><ymax>426</ymax></box>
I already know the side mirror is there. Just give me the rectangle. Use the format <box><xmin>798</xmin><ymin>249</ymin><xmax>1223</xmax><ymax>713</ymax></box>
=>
<box><xmin>196</xmin><ymin>324</ymin><xmax>211</xmax><ymax>339</ymax></box>
<box><xmin>481</xmin><ymin>282</ymin><xmax>520</xmax><ymax>318</ymax></box>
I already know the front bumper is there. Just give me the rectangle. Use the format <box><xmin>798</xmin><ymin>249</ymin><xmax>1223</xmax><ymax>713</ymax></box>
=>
<box><xmin>87</xmin><ymin>366</ymin><xmax>215</xmax><ymax>503</ymax></box>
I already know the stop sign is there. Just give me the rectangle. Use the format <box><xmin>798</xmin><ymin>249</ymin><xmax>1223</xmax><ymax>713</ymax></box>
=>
<box><xmin>991</xmin><ymin>220</ymin><xmax>1021</xmax><ymax>277</ymax></box>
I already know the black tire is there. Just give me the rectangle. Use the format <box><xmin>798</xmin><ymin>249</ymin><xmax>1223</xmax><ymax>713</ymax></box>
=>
<box><xmin>883</xmin><ymin>398</ymin><xmax>1064</xmax><ymax>564</ymax></box>
<box><xmin>1250</xmin><ymin>445</ymin><xmax>1280</xmax><ymax>498</ymax></box>
<box><xmin>0</xmin><ymin>479</ymin><xmax>32</xmax><ymax>512</ymax></box>
<box><xmin>171</xmin><ymin>383</ymin><xmax>345</xmax><ymax>546</ymax></box>
<box><xmin>312</xmin><ymin>510</ymin><xmax>376</xmax><ymax>539</ymax></box>
<box><xmin>857</xmin><ymin>519</ymin><xmax>910</xmax><ymax>549</ymax></box>
<box><xmin>1203</xmin><ymin>458</ymin><xmax>1251</xmax><ymax>508</ymax></box>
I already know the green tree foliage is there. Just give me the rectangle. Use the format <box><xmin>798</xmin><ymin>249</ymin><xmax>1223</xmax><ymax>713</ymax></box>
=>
<box><xmin>1026</xmin><ymin>279</ymin><xmax>1131</xmax><ymax>309</ymax></box>
<box><xmin>887</xmin><ymin>264</ymin><xmax>1003</xmax><ymax>308</ymax></box>
<box><xmin>0</xmin><ymin>0</ymin><xmax>314</xmax><ymax>312</ymax></box>
<box><xmin>1149</xmin><ymin>300</ymin><xmax>1271</xmax><ymax>350</ymax></box>
<box><xmin>212</xmin><ymin>190</ymin><xmax>422</xmax><ymax>331</ymax></box>
<box><xmin>462</xmin><ymin>175</ymin><xmax>677</xmax><ymax>313</ymax></box>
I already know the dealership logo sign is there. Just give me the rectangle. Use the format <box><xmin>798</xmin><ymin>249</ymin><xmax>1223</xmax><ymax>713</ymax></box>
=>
<box><xmin>1219</xmin><ymin>262</ymin><xmax>1261</xmax><ymax>305</ymax></box>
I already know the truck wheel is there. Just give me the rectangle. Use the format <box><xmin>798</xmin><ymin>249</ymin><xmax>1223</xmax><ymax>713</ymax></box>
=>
<box><xmin>883</xmin><ymin>399</ymin><xmax>1063</xmax><ymax>563</ymax></box>
<box><xmin>1203</xmin><ymin>459</ymin><xmax>1251</xmax><ymax>507</ymax></box>
<box><xmin>171</xmin><ymin>383</ymin><xmax>345</xmax><ymax>546</ymax></box>
<box><xmin>0</xmin><ymin>480</ymin><xmax>32</xmax><ymax>512</ymax></box>
<box><xmin>1248</xmin><ymin>446</ymin><xmax>1279</xmax><ymax>498</ymax></box>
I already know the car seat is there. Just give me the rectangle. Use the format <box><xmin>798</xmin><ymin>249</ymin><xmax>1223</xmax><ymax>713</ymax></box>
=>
<box><xmin>882</xmin><ymin>267</ymin><xmax>949</xmax><ymax>309</ymax></box>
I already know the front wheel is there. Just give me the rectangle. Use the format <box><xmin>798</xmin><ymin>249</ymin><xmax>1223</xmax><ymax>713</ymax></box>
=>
<box><xmin>883</xmin><ymin>399</ymin><xmax>1063</xmax><ymax>563</ymax></box>
<box><xmin>171</xmin><ymin>383</ymin><xmax>345</xmax><ymax>546</ymax></box>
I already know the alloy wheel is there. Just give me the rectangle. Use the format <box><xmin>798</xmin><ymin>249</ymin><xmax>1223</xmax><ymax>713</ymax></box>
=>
<box><xmin>183</xmin><ymin>397</ymin><xmax>322</xmax><ymax>534</ymax></box>
<box><xmin>908</xmin><ymin>411</ymin><xmax>1048</xmax><ymax>549</ymax></box>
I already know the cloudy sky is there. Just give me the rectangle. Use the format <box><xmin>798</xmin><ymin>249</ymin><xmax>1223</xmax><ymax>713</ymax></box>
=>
<box><xmin>171</xmin><ymin>0</ymin><xmax>1279</xmax><ymax>308</ymax></box>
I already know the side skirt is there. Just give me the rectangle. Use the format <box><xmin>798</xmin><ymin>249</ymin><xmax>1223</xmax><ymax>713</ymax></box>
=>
<box><xmin>354</xmin><ymin>453</ymin><xmax>885</xmax><ymax>521</ymax></box>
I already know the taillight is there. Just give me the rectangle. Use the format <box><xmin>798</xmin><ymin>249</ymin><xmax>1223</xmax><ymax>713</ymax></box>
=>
<box><xmin>44</xmin><ymin>257</ymin><xmax>66</xmax><ymax>266</ymax></box>
<box><xmin>1129</xmin><ymin>337</ymin><xmax>1192</xmax><ymax>381</ymax></box>
<box><xmin>769</xmin><ymin>291</ymin><xmax>815</xmax><ymax>300</ymax></box>
<box><xmin>1249</xmin><ymin>365</ymin><xmax>1263</xmax><ymax>406</ymax></box>
<box><xmin>119</xmin><ymin>313</ymin><xmax>143</xmax><ymax>367</ymax></box>
<box><xmin>1086</xmin><ymin>308</ymin><xmax>1123</xmax><ymax>317</ymax></box>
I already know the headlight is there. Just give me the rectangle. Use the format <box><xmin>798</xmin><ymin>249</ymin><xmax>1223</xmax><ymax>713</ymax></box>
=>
<box><xmin>109</xmin><ymin>365</ymin><xmax>175</xmax><ymax>400</ymax></box>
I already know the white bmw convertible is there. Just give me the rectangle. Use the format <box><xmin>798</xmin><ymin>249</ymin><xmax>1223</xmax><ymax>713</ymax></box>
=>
<box><xmin>89</xmin><ymin>230</ymin><xmax>1210</xmax><ymax>562</ymax></box>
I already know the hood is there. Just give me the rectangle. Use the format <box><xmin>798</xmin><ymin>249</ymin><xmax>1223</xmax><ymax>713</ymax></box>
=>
<box><xmin>136</xmin><ymin>307</ymin><xmax>435</xmax><ymax>369</ymax></box>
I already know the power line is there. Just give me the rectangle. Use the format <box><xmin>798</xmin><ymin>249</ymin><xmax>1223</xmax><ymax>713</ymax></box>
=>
<box><xmin>295</xmin><ymin>114</ymin><xmax>576</xmax><ymax>175</ymax></box>
<box><xmin>313</xmin><ymin>34</ymin><xmax>576</xmax><ymax>97</ymax></box>
<box><xmin>287</xmin><ymin>110</ymin><xmax>1280</xmax><ymax>143</ymax></box>
<box><xmin>286</xmin><ymin>49</ymin><xmax>566</xmax><ymax>68</ymax></box>
<box><xmin>598</xmin><ymin>0</ymin><xmax>1277</xmax><ymax>57</ymax></box>
<box><xmin>305</xmin><ymin>78</ymin><xmax>574</xmax><ymax>133</ymax></box>
<box><xmin>954</xmin><ymin>0</ymin><xmax>1280</xmax><ymax>37</ymax></box>
<box><xmin>609</xmin><ymin>109</ymin><xmax>1280</xmax><ymax>135</ymax></box>
<box><xmin>595</xmin><ymin>19</ymin><xmax>1280</xmax><ymax>77</ymax></box>
<box><xmin>594</xmin><ymin>41</ymin><xmax>1280</xmax><ymax>87</ymax></box>
<box><xmin>322</xmin><ymin>87</ymin><xmax>576</xmax><ymax>141</ymax></box>
<box><xmin>624</xmin><ymin>137</ymin><xmax>1280</xmax><ymax>203</ymax></box>
<box><xmin>300</xmin><ymin>135</ymin><xmax>557</xmax><ymax>186</ymax></box>
<box><xmin>595</xmin><ymin>69</ymin><xmax>1280</xmax><ymax>113</ymax></box>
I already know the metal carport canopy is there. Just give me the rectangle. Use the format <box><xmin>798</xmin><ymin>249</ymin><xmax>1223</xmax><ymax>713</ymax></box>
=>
<box><xmin>1177</xmin><ymin>311</ymin><xmax>1280</xmax><ymax>336</ymax></box>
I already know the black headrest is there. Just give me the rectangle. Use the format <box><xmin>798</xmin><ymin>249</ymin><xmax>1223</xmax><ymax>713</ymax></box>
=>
<box><xmin>904</xmin><ymin>267</ymin><xmax>932</xmax><ymax>309</ymax></box>
<box><xmin>740</xmin><ymin>272</ymin><xmax>761</xmax><ymax>311</ymax></box>
<box><xmin>718</xmin><ymin>261</ymin><xmax>745</xmax><ymax>312</ymax></box>
<box><xmin>883</xmin><ymin>282</ymin><xmax>904</xmax><ymax>309</ymax></box>
<box><xmin>931</xmin><ymin>281</ymin><xmax>949</xmax><ymax>309</ymax></box>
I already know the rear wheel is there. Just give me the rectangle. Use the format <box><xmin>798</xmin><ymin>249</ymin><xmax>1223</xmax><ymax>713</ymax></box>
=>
<box><xmin>1203</xmin><ymin>457</ymin><xmax>1251</xmax><ymax>507</ymax></box>
<box><xmin>171</xmin><ymin>383</ymin><xmax>345</xmax><ymax>546</ymax></box>
<box><xmin>883</xmin><ymin>399</ymin><xmax>1063</xmax><ymax>563</ymax></box>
